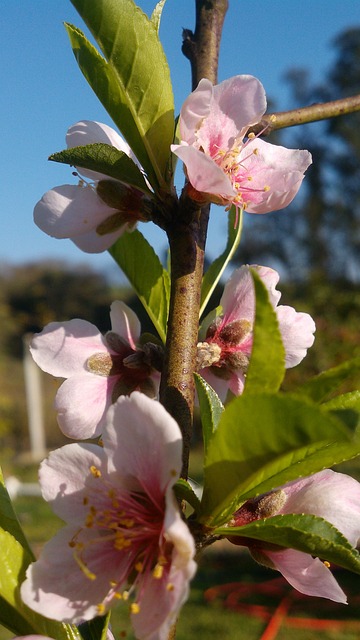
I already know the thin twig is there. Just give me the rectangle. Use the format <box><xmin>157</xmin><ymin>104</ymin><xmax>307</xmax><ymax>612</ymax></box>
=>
<box><xmin>249</xmin><ymin>94</ymin><xmax>360</xmax><ymax>135</ymax></box>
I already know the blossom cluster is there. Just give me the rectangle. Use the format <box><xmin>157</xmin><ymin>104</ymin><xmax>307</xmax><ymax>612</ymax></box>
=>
<box><xmin>19</xmin><ymin>75</ymin><xmax>360</xmax><ymax>640</ymax></box>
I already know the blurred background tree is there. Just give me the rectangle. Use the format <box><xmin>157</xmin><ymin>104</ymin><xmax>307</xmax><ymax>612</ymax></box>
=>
<box><xmin>238</xmin><ymin>26</ymin><xmax>360</xmax><ymax>284</ymax></box>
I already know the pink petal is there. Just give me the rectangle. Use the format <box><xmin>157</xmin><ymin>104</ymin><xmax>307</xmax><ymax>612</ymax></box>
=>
<box><xmin>133</xmin><ymin>495</ymin><xmax>196</xmax><ymax>640</ymax></box>
<box><xmin>199</xmin><ymin>75</ymin><xmax>266</xmax><ymax>152</ymax></box>
<box><xmin>20</xmin><ymin>526</ymin><xmax>129</xmax><ymax>623</ymax></box>
<box><xmin>55</xmin><ymin>373</ymin><xmax>115</xmax><ymax>439</ymax></box>
<box><xmin>276</xmin><ymin>306</ymin><xmax>315</xmax><ymax>367</ymax></box>
<box><xmin>220</xmin><ymin>265</ymin><xmax>282</xmax><ymax>324</ymax></box>
<box><xmin>67</xmin><ymin>120</ymin><xmax>132</xmax><ymax>153</ymax></box>
<box><xmin>229</xmin><ymin>372</ymin><xmax>246</xmax><ymax>396</ymax></box>
<box><xmin>220</xmin><ymin>265</ymin><xmax>255</xmax><ymax>323</ymax></box>
<box><xmin>33</xmin><ymin>184</ymin><xmax>118</xmax><ymax>238</ymax></box>
<box><xmin>104</xmin><ymin>393</ymin><xmax>182</xmax><ymax>495</ymax></box>
<box><xmin>30</xmin><ymin>319</ymin><xmax>108</xmax><ymax>378</ymax></box>
<box><xmin>164</xmin><ymin>493</ymin><xmax>196</xmax><ymax>568</ymax></box>
<box><xmin>253</xmin><ymin>265</ymin><xmax>282</xmax><ymax>306</ymax></box>
<box><xmin>171</xmin><ymin>144</ymin><xmax>235</xmax><ymax>197</ymax></box>
<box><xmin>66</xmin><ymin>120</ymin><xmax>136</xmax><ymax>181</ymax></box>
<box><xmin>264</xmin><ymin>548</ymin><xmax>347</xmax><ymax>603</ymax></box>
<box><xmin>281</xmin><ymin>470</ymin><xmax>360</xmax><ymax>548</ymax></box>
<box><xmin>240</xmin><ymin>138</ymin><xmax>312</xmax><ymax>214</ymax></box>
<box><xmin>39</xmin><ymin>443</ymin><xmax>106</xmax><ymax>524</ymax></box>
<box><xmin>178</xmin><ymin>78</ymin><xmax>213</xmax><ymax>145</ymax></box>
<box><xmin>71</xmin><ymin>224</ymin><xmax>128</xmax><ymax>253</ymax></box>
<box><xmin>250</xmin><ymin>138</ymin><xmax>312</xmax><ymax>174</ymax></box>
<box><xmin>110</xmin><ymin>301</ymin><xmax>141</xmax><ymax>347</ymax></box>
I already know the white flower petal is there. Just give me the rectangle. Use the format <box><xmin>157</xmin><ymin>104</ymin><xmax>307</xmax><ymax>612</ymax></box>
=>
<box><xmin>110</xmin><ymin>300</ymin><xmax>141</xmax><ymax>347</ymax></box>
<box><xmin>34</xmin><ymin>184</ymin><xmax>117</xmax><ymax>239</ymax></box>
<box><xmin>30</xmin><ymin>319</ymin><xmax>108</xmax><ymax>377</ymax></box>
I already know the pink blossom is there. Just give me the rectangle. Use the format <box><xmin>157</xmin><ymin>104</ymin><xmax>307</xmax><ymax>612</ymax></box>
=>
<box><xmin>34</xmin><ymin>121</ymin><xmax>152</xmax><ymax>253</ymax></box>
<box><xmin>21</xmin><ymin>393</ymin><xmax>196</xmax><ymax>640</ymax></box>
<box><xmin>30</xmin><ymin>301</ymin><xmax>162</xmax><ymax>439</ymax></box>
<box><xmin>228</xmin><ymin>469</ymin><xmax>360</xmax><ymax>603</ymax></box>
<box><xmin>171</xmin><ymin>76</ymin><xmax>312</xmax><ymax>213</ymax></box>
<box><xmin>197</xmin><ymin>265</ymin><xmax>315</xmax><ymax>401</ymax></box>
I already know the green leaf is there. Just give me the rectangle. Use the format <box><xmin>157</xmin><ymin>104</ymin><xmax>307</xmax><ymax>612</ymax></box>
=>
<box><xmin>295</xmin><ymin>356</ymin><xmax>360</xmax><ymax>403</ymax></box>
<box><xmin>151</xmin><ymin>0</ymin><xmax>167</xmax><ymax>32</ymax></box>
<box><xmin>0</xmin><ymin>533</ymin><xmax>27</xmax><ymax>613</ymax></box>
<box><xmin>109</xmin><ymin>229</ymin><xmax>169</xmax><ymax>342</ymax></box>
<box><xmin>324</xmin><ymin>390</ymin><xmax>360</xmax><ymax>412</ymax></box>
<box><xmin>0</xmin><ymin>467</ymin><xmax>34</xmax><ymax>558</ymax></box>
<box><xmin>174</xmin><ymin>479</ymin><xmax>202</xmax><ymax>514</ymax></box>
<box><xmin>50</xmin><ymin>143</ymin><xmax>152</xmax><ymax>194</ymax></box>
<box><xmin>201</xmin><ymin>393</ymin><xmax>359</xmax><ymax>526</ymax></box>
<box><xmin>194</xmin><ymin>373</ymin><xmax>224</xmax><ymax>454</ymax></box>
<box><xmin>216</xmin><ymin>514</ymin><xmax>360</xmax><ymax>574</ymax></box>
<box><xmin>0</xmin><ymin>594</ymin><xmax>37</xmax><ymax>637</ymax></box>
<box><xmin>244</xmin><ymin>269</ymin><xmax>286</xmax><ymax>394</ymax></box>
<box><xmin>68</xmin><ymin>0</ymin><xmax>174</xmax><ymax>188</ymax></box>
<box><xmin>200</xmin><ymin>207</ymin><xmax>243</xmax><ymax>317</ymax></box>
<box><xmin>0</xmin><ymin>527</ymin><xmax>80</xmax><ymax>639</ymax></box>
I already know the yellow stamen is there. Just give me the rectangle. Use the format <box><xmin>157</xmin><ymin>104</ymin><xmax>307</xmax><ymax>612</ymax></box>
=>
<box><xmin>73</xmin><ymin>552</ymin><xmax>97</xmax><ymax>581</ymax></box>
<box><xmin>85</xmin><ymin>513</ymin><xmax>94</xmax><ymax>527</ymax></box>
<box><xmin>152</xmin><ymin>564</ymin><xmax>164</xmax><ymax>579</ymax></box>
<box><xmin>264</xmin><ymin>185</ymin><xmax>270</xmax><ymax>191</ymax></box>
<box><xmin>324</xmin><ymin>560</ymin><xmax>331</xmax><ymax>568</ymax></box>
<box><xmin>114</xmin><ymin>535</ymin><xmax>132</xmax><ymax>550</ymax></box>
<box><xmin>97</xmin><ymin>603</ymin><xmax>106</xmax><ymax>615</ymax></box>
<box><xmin>135</xmin><ymin>562</ymin><xmax>144</xmax><ymax>573</ymax></box>
<box><xmin>119</xmin><ymin>518</ymin><xmax>135</xmax><ymax>528</ymax></box>
<box><xmin>166</xmin><ymin>583</ymin><xmax>175</xmax><ymax>591</ymax></box>
<box><xmin>130</xmin><ymin>603</ymin><xmax>140</xmax><ymax>614</ymax></box>
<box><xmin>90</xmin><ymin>465</ymin><xmax>101</xmax><ymax>478</ymax></box>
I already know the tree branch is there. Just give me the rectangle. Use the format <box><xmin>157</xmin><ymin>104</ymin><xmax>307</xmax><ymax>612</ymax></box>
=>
<box><xmin>182</xmin><ymin>0</ymin><xmax>229</xmax><ymax>90</ymax></box>
<box><xmin>160</xmin><ymin>0</ymin><xmax>228</xmax><ymax>478</ymax></box>
<box><xmin>249</xmin><ymin>93</ymin><xmax>360</xmax><ymax>135</ymax></box>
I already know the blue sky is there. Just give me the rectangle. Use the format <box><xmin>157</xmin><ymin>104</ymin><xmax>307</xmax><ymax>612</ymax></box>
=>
<box><xmin>1</xmin><ymin>0</ymin><xmax>359</xmax><ymax>279</ymax></box>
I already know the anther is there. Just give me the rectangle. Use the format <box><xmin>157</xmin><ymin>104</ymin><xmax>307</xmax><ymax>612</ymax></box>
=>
<box><xmin>90</xmin><ymin>465</ymin><xmax>101</xmax><ymax>478</ymax></box>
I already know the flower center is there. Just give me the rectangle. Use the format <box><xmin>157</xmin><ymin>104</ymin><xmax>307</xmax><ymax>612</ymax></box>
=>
<box><xmin>211</xmin><ymin>137</ymin><xmax>271</xmax><ymax>209</ymax></box>
<box><xmin>69</xmin><ymin>465</ymin><xmax>172</xmax><ymax>616</ymax></box>
<box><xmin>86</xmin><ymin>332</ymin><xmax>158</xmax><ymax>399</ymax></box>
<box><xmin>201</xmin><ymin>318</ymin><xmax>253</xmax><ymax>378</ymax></box>
<box><xmin>95</xmin><ymin>180</ymin><xmax>152</xmax><ymax>235</ymax></box>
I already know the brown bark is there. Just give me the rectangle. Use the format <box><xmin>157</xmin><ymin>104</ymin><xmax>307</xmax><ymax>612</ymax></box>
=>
<box><xmin>159</xmin><ymin>0</ymin><xmax>228</xmax><ymax>478</ymax></box>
